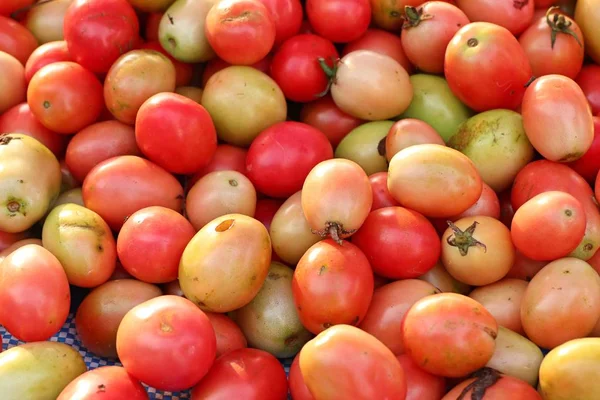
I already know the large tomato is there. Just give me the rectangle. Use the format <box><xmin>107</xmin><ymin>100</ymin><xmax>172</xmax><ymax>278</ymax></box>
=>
<box><xmin>24</xmin><ymin>40</ymin><xmax>72</xmax><ymax>83</ymax></box>
<box><xmin>305</xmin><ymin>0</ymin><xmax>371</xmax><ymax>43</ymax></box>
<box><xmin>57</xmin><ymin>366</ymin><xmax>147</xmax><ymax>400</ymax></box>
<box><xmin>300</xmin><ymin>95</ymin><xmax>363</xmax><ymax>147</ymax></box>
<box><xmin>0</xmin><ymin>15</ymin><xmax>38</xmax><ymax>64</ymax></box>
<box><xmin>343</xmin><ymin>28</ymin><xmax>413</xmax><ymax>73</ymax></box>
<box><xmin>445</xmin><ymin>22</ymin><xmax>532</xmax><ymax>112</ymax></box>
<box><xmin>442</xmin><ymin>369</ymin><xmax>541</xmax><ymax>400</ymax></box>
<box><xmin>455</xmin><ymin>0</ymin><xmax>534</xmax><ymax>35</ymax></box>
<box><xmin>257</xmin><ymin>0</ymin><xmax>303</xmax><ymax>46</ymax></box>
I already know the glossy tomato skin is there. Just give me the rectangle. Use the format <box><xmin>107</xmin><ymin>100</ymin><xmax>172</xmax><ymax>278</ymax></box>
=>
<box><xmin>289</xmin><ymin>352</ymin><xmax>315</xmax><ymax>400</ymax></box>
<box><xmin>200</xmin><ymin>56</ymin><xmax>272</xmax><ymax>88</ymax></box>
<box><xmin>352</xmin><ymin>207</ymin><xmax>440</xmax><ymax>279</ymax></box>
<box><xmin>306</xmin><ymin>0</ymin><xmax>371</xmax><ymax>43</ymax></box>
<box><xmin>455</xmin><ymin>0</ymin><xmax>534</xmax><ymax>36</ymax></box>
<box><xmin>569</xmin><ymin>117</ymin><xmax>600</xmax><ymax>182</ymax></box>
<box><xmin>136</xmin><ymin>92</ymin><xmax>218</xmax><ymax>175</ymax></box>
<box><xmin>343</xmin><ymin>28</ymin><xmax>413</xmax><ymax>74</ymax></box>
<box><xmin>257</xmin><ymin>0</ymin><xmax>303</xmax><ymax>46</ymax></box>
<box><xmin>189</xmin><ymin>144</ymin><xmax>248</xmax><ymax>187</ymax></box>
<box><xmin>270</xmin><ymin>34</ymin><xmax>339</xmax><ymax>103</ymax></box>
<box><xmin>57</xmin><ymin>366</ymin><xmax>147</xmax><ymax>400</ymax></box>
<box><xmin>117</xmin><ymin>295</ymin><xmax>217</xmax><ymax>391</ymax></box>
<box><xmin>300</xmin><ymin>95</ymin><xmax>363</xmax><ymax>147</ymax></box>
<box><xmin>246</xmin><ymin>121</ymin><xmax>333</xmax><ymax>198</ymax></box>
<box><xmin>368</xmin><ymin>172</ymin><xmax>400</xmax><ymax>211</ymax></box>
<box><xmin>0</xmin><ymin>15</ymin><xmax>38</xmax><ymax>64</ymax></box>
<box><xmin>139</xmin><ymin>40</ymin><xmax>193</xmax><ymax>87</ymax></box>
<box><xmin>442</xmin><ymin>373</ymin><xmax>541</xmax><ymax>400</ymax></box>
<box><xmin>292</xmin><ymin>239</ymin><xmax>374</xmax><ymax>334</ymax></box>
<box><xmin>397</xmin><ymin>354</ymin><xmax>446</xmax><ymax>400</ymax></box>
<box><xmin>576</xmin><ymin>64</ymin><xmax>600</xmax><ymax>115</ymax></box>
<box><xmin>191</xmin><ymin>348</ymin><xmax>288</xmax><ymax>400</ymax></box>
<box><xmin>63</xmin><ymin>0</ymin><xmax>140</xmax><ymax>73</ymax></box>
<box><xmin>0</xmin><ymin>51</ymin><xmax>25</xmax><ymax>115</ymax></box>
<box><xmin>24</xmin><ymin>40</ymin><xmax>72</xmax><ymax>83</ymax></box>
<box><xmin>445</xmin><ymin>22</ymin><xmax>532</xmax><ymax>112</ymax></box>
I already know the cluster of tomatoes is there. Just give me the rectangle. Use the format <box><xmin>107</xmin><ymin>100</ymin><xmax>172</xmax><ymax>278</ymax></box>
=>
<box><xmin>1</xmin><ymin>0</ymin><xmax>600</xmax><ymax>399</ymax></box>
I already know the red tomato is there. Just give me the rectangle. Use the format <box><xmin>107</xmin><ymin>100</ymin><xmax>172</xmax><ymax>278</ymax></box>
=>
<box><xmin>576</xmin><ymin>64</ymin><xmax>600</xmax><ymax>115</ymax></box>
<box><xmin>289</xmin><ymin>352</ymin><xmax>315</xmax><ymax>400</ymax></box>
<box><xmin>117</xmin><ymin>295</ymin><xmax>217</xmax><ymax>391</ymax></box>
<box><xmin>254</xmin><ymin>198</ymin><xmax>284</xmax><ymax>231</ymax></box>
<box><xmin>343</xmin><ymin>29</ymin><xmax>413</xmax><ymax>74</ymax></box>
<box><xmin>189</xmin><ymin>144</ymin><xmax>248</xmax><ymax>187</ymax></box>
<box><xmin>306</xmin><ymin>0</ymin><xmax>371</xmax><ymax>43</ymax></box>
<box><xmin>191</xmin><ymin>348</ymin><xmax>288</xmax><ymax>400</ymax></box>
<box><xmin>300</xmin><ymin>95</ymin><xmax>363</xmax><ymax>147</ymax></box>
<box><xmin>246</xmin><ymin>121</ymin><xmax>333</xmax><ymax>198</ymax></box>
<box><xmin>205</xmin><ymin>0</ymin><xmax>276</xmax><ymax>65</ymax></box>
<box><xmin>292</xmin><ymin>239</ymin><xmax>374</xmax><ymax>334</ymax></box>
<box><xmin>569</xmin><ymin>117</ymin><xmax>600</xmax><ymax>182</ymax></box>
<box><xmin>57</xmin><ymin>366</ymin><xmax>147</xmax><ymax>400</ymax></box>
<box><xmin>0</xmin><ymin>103</ymin><xmax>68</xmax><ymax>157</ymax></box>
<box><xmin>117</xmin><ymin>206</ymin><xmax>196</xmax><ymax>283</ymax></box>
<box><xmin>401</xmin><ymin>2</ymin><xmax>469</xmax><ymax>74</ymax></box>
<box><xmin>445</xmin><ymin>22</ymin><xmax>533</xmax><ymax>112</ymax></box>
<box><xmin>397</xmin><ymin>354</ymin><xmax>447</xmax><ymax>400</ymax></box>
<box><xmin>352</xmin><ymin>207</ymin><xmax>440</xmax><ymax>279</ymax></box>
<box><xmin>385</xmin><ymin>118</ymin><xmax>445</xmax><ymax>162</ymax></box>
<box><xmin>0</xmin><ymin>244</ymin><xmax>70</xmax><ymax>342</ymax></box>
<box><xmin>204</xmin><ymin>312</ymin><xmax>248</xmax><ymax>357</ymax></box>
<box><xmin>455</xmin><ymin>0</ymin><xmax>535</xmax><ymax>36</ymax></box>
<box><xmin>257</xmin><ymin>0</ymin><xmax>303</xmax><ymax>46</ymax></box>
<box><xmin>82</xmin><ymin>155</ymin><xmax>184</xmax><ymax>231</ymax></box>
<box><xmin>135</xmin><ymin>92</ymin><xmax>218</xmax><ymax>174</ymax></box>
<box><xmin>24</xmin><ymin>40</ymin><xmax>72</xmax><ymax>83</ymax></box>
<box><xmin>368</xmin><ymin>172</ymin><xmax>400</xmax><ymax>211</ymax></box>
<box><xmin>0</xmin><ymin>51</ymin><xmax>26</xmax><ymax>115</ymax></box>
<box><xmin>63</xmin><ymin>0</ymin><xmax>140</xmax><ymax>73</ymax></box>
<box><xmin>139</xmin><ymin>41</ymin><xmax>193</xmax><ymax>87</ymax></box>
<box><xmin>0</xmin><ymin>230</ymin><xmax>28</xmax><ymax>252</ymax></box>
<box><xmin>0</xmin><ymin>15</ymin><xmax>38</xmax><ymax>64</ymax></box>
<box><xmin>270</xmin><ymin>34</ymin><xmax>339</xmax><ymax>103</ymax></box>
<box><xmin>27</xmin><ymin>61</ymin><xmax>104</xmax><ymax>134</ymax></box>
<box><xmin>519</xmin><ymin>8</ymin><xmax>584</xmax><ymax>79</ymax></box>
<box><xmin>442</xmin><ymin>370</ymin><xmax>542</xmax><ymax>400</ymax></box>
<box><xmin>200</xmin><ymin>56</ymin><xmax>272</xmax><ymax>87</ymax></box>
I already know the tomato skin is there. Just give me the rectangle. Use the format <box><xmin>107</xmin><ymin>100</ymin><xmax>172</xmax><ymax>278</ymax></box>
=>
<box><xmin>306</xmin><ymin>0</ymin><xmax>371</xmax><ymax>43</ymax></box>
<box><xmin>63</xmin><ymin>0</ymin><xmax>140</xmax><ymax>73</ymax></box>
<box><xmin>575</xmin><ymin>64</ymin><xmax>600</xmax><ymax>115</ymax></box>
<box><xmin>27</xmin><ymin>61</ymin><xmax>104</xmax><ymax>134</ymax></box>
<box><xmin>455</xmin><ymin>0</ymin><xmax>534</xmax><ymax>36</ymax></box>
<box><xmin>145</xmin><ymin>12</ymin><xmax>162</xmax><ymax>41</ymax></box>
<box><xmin>0</xmin><ymin>51</ymin><xmax>26</xmax><ymax>115</ymax></box>
<box><xmin>24</xmin><ymin>40</ymin><xmax>72</xmax><ymax>83</ymax></box>
<box><xmin>257</xmin><ymin>0</ymin><xmax>303</xmax><ymax>46</ymax></box>
<box><xmin>0</xmin><ymin>230</ymin><xmax>28</xmax><ymax>252</ymax></box>
<box><xmin>572</xmin><ymin>118</ymin><xmax>600</xmax><ymax>182</ymax></box>
<box><xmin>270</xmin><ymin>34</ymin><xmax>339</xmax><ymax>103</ymax></box>
<box><xmin>201</xmin><ymin>56</ymin><xmax>272</xmax><ymax>88</ymax></box>
<box><xmin>292</xmin><ymin>239</ymin><xmax>374</xmax><ymax>334</ymax></box>
<box><xmin>189</xmin><ymin>144</ymin><xmax>248</xmax><ymax>186</ymax></box>
<box><xmin>300</xmin><ymin>95</ymin><xmax>363</xmax><ymax>147</ymax></box>
<box><xmin>397</xmin><ymin>354</ymin><xmax>446</xmax><ymax>400</ymax></box>
<box><xmin>117</xmin><ymin>295</ymin><xmax>217</xmax><ymax>391</ymax></box>
<box><xmin>443</xmin><ymin>373</ymin><xmax>541</xmax><ymax>400</ymax></box>
<box><xmin>0</xmin><ymin>15</ymin><xmax>38</xmax><ymax>64</ymax></box>
<box><xmin>57</xmin><ymin>366</ymin><xmax>148</xmax><ymax>400</ymax></box>
<box><xmin>368</xmin><ymin>172</ymin><xmax>400</xmax><ymax>211</ymax></box>
<box><xmin>0</xmin><ymin>0</ymin><xmax>34</xmax><ymax>16</ymax></box>
<box><xmin>575</xmin><ymin>0</ymin><xmax>600</xmax><ymax>65</ymax></box>
<box><xmin>246</xmin><ymin>122</ymin><xmax>333</xmax><ymax>198</ymax></box>
<box><xmin>289</xmin><ymin>353</ymin><xmax>315</xmax><ymax>400</ymax></box>
<box><xmin>191</xmin><ymin>348</ymin><xmax>288</xmax><ymax>400</ymax></box>
<box><xmin>352</xmin><ymin>207</ymin><xmax>440</xmax><ymax>279</ymax></box>
<box><xmin>0</xmin><ymin>244</ymin><xmax>70</xmax><ymax>342</ymax></box>
<box><xmin>343</xmin><ymin>28</ymin><xmax>413</xmax><ymax>74</ymax></box>
<box><xmin>204</xmin><ymin>312</ymin><xmax>248</xmax><ymax>357</ymax></box>
<box><xmin>445</xmin><ymin>22</ymin><xmax>533</xmax><ymax>112</ymax></box>
<box><xmin>139</xmin><ymin>41</ymin><xmax>193</xmax><ymax>87</ymax></box>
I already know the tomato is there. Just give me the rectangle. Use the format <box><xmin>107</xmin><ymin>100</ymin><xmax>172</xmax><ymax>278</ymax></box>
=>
<box><xmin>139</xmin><ymin>41</ymin><xmax>193</xmax><ymax>87</ymax></box>
<box><xmin>506</xmin><ymin>250</ymin><xmax>548</xmax><ymax>281</ymax></box>
<box><xmin>369</xmin><ymin>0</ymin><xmax>424</xmax><ymax>31</ymax></box>
<box><xmin>575</xmin><ymin>0</ymin><xmax>600</xmax><ymax>65</ymax></box>
<box><xmin>396</xmin><ymin>354</ymin><xmax>446</xmax><ymax>400</ymax></box>
<box><xmin>330</xmin><ymin>50</ymin><xmax>413</xmax><ymax>121</ymax></box>
<box><xmin>270</xmin><ymin>34</ymin><xmax>339</xmax><ymax>103</ymax></box>
<box><xmin>257</xmin><ymin>0</ymin><xmax>303</xmax><ymax>46</ymax></box>
<box><xmin>65</xmin><ymin>120</ymin><xmax>141</xmax><ymax>184</ymax></box>
<box><xmin>201</xmin><ymin>57</ymin><xmax>272</xmax><ymax>89</ymax></box>
<box><xmin>191</xmin><ymin>348</ymin><xmax>288</xmax><ymax>400</ymax></box>
<box><xmin>469</xmin><ymin>278</ymin><xmax>528</xmax><ymax>334</ymax></box>
<box><xmin>512</xmin><ymin>191</ymin><xmax>586</xmax><ymax>261</ymax></box>
<box><xmin>368</xmin><ymin>172</ymin><xmax>400</xmax><ymax>211</ymax></box>
<box><xmin>145</xmin><ymin>13</ymin><xmax>162</xmax><ymax>41</ymax></box>
<box><xmin>343</xmin><ymin>28</ymin><xmax>413</xmax><ymax>74</ymax></box>
<box><xmin>402</xmin><ymin>293</ymin><xmax>498</xmax><ymax>377</ymax></box>
<box><xmin>455</xmin><ymin>0</ymin><xmax>534</xmax><ymax>35</ymax></box>
<box><xmin>292</xmin><ymin>239</ymin><xmax>374</xmax><ymax>334</ymax></box>
<box><xmin>0</xmin><ymin>15</ymin><xmax>38</xmax><ymax>64</ymax></box>
<box><xmin>445</xmin><ymin>22</ymin><xmax>533</xmax><ymax>112</ymax></box>
<box><xmin>352</xmin><ymin>207</ymin><xmax>440</xmax><ymax>279</ymax></box>
<box><xmin>300</xmin><ymin>325</ymin><xmax>407</xmax><ymax>400</ymax></box>
<box><xmin>335</xmin><ymin>121</ymin><xmax>393</xmax><ymax>175</ymax></box>
<box><xmin>23</xmin><ymin>0</ymin><xmax>72</xmax><ymax>45</ymax></box>
<box><xmin>186</xmin><ymin>171</ymin><xmax>257</xmax><ymax>230</ymax></box>
<box><xmin>64</xmin><ymin>0</ymin><xmax>140</xmax><ymax>73</ymax></box>
<box><xmin>205</xmin><ymin>312</ymin><xmax>248</xmax><ymax>357</ymax></box>
<box><xmin>417</xmin><ymin>261</ymin><xmax>472</xmax><ymax>294</ymax></box>
<box><xmin>0</xmin><ymin>0</ymin><xmax>34</xmax><ymax>16</ymax></box>
<box><xmin>575</xmin><ymin>64</ymin><xmax>600</xmax><ymax>115</ymax></box>
<box><xmin>57</xmin><ymin>366</ymin><xmax>147</xmax><ymax>400</ymax></box>
<box><xmin>0</xmin><ymin>238</ymin><xmax>42</xmax><ymax>265</ymax></box>
<box><xmin>385</xmin><ymin>119</ymin><xmax>445</xmax><ymax>161</ymax></box>
<box><xmin>246</xmin><ymin>122</ymin><xmax>333</xmax><ymax>198</ymax></box>
<box><xmin>0</xmin><ymin>52</ymin><xmax>25</xmax><ymax>115</ymax></box>
<box><xmin>443</xmin><ymin>369</ymin><xmax>541</xmax><ymax>400</ymax></box>
<box><xmin>24</xmin><ymin>41</ymin><xmax>71</xmax><ymax>83</ymax></box>
<box><xmin>189</xmin><ymin>144</ymin><xmax>248</xmax><ymax>186</ymax></box>
<box><xmin>358</xmin><ymin>279</ymin><xmax>439</xmax><ymax>355</ymax></box>
<box><xmin>401</xmin><ymin>2</ymin><xmax>469</xmax><ymax>74</ymax></box>
<box><xmin>75</xmin><ymin>279</ymin><xmax>162</xmax><ymax>358</ymax></box>
<box><xmin>289</xmin><ymin>352</ymin><xmax>315</xmax><ymax>400</ymax></box>
<box><xmin>0</xmin><ymin>244</ymin><xmax>70</xmax><ymax>342</ymax></box>
<box><xmin>0</xmin><ymin>230</ymin><xmax>28</xmax><ymax>252</ymax></box>
<box><xmin>300</xmin><ymin>95</ymin><xmax>363</xmax><ymax>147</ymax></box>
<box><xmin>253</xmin><ymin>198</ymin><xmax>283</xmax><ymax>231</ymax></box>
<box><xmin>388</xmin><ymin>144</ymin><xmax>482</xmax><ymax>218</ymax></box>
<box><xmin>205</xmin><ymin>0</ymin><xmax>276</xmax><ymax>65</ymax></box>
<box><xmin>441</xmin><ymin>182</ymin><xmax>501</xmax><ymax>228</ymax></box>
<box><xmin>82</xmin><ymin>155</ymin><xmax>184</xmax><ymax>231</ymax></box>
<box><xmin>306</xmin><ymin>0</ymin><xmax>371</xmax><ymax>43</ymax></box>
<box><xmin>117</xmin><ymin>295</ymin><xmax>216</xmax><ymax>391</ymax></box>
<box><xmin>27</xmin><ymin>62</ymin><xmax>103</xmax><ymax>134</ymax></box>
<box><xmin>521</xmin><ymin>257</ymin><xmax>600</xmax><ymax>349</ymax></box>
<box><xmin>301</xmin><ymin>159</ymin><xmax>372</xmax><ymax>242</ymax></box>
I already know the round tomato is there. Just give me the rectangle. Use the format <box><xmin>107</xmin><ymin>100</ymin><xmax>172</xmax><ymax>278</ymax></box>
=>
<box><xmin>575</xmin><ymin>64</ymin><xmax>600</xmax><ymax>115</ymax></box>
<box><xmin>201</xmin><ymin>56</ymin><xmax>272</xmax><ymax>87</ymax></box>
<box><xmin>396</xmin><ymin>354</ymin><xmax>446</xmax><ymax>400</ymax></box>
<box><xmin>469</xmin><ymin>278</ymin><xmax>528</xmax><ymax>334</ymax></box>
<box><xmin>189</xmin><ymin>144</ymin><xmax>248</xmax><ymax>186</ymax></box>
<box><xmin>455</xmin><ymin>0</ymin><xmax>534</xmax><ymax>35</ymax></box>
<box><xmin>368</xmin><ymin>172</ymin><xmax>400</xmax><ymax>211</ymax></box>
<box><xmin>24</xmin><ymin>40</ymin><xmax>72</xmax><ymax>83</ymax></box>
<box><xmin>442</xmin><ymin>369</ymin><xmax>541</xmax><ymax>400</ymax></box>
<box><xmin>343</xmin><ymin>28</ymin><xmax>413</xmax><ymax>74</ymax></box>
<box><xmin>139</xmin><ymin>41</ymin><xmax>193</xmax><ymax>87</ymax></box>
<box><xmin>385</xmin><ymin>118</ymin><xmax>445</xmax><ymax>161</ymax></box>
<box><xmin>0</xmin><ymin>15</ymin><xmax>38</xmax><ymax>64</ymax></box>
<box><xmin>569</xmin><ymin>117</ymin><xmax>600</xmax><ymax>182</ymax></box>
<box><xmin>257</xmin><ymin>0</ymin><xmax>303</xmax><ymax>46</ymax></box>
<box><xmin>204</xmin><ymin>312</ymin><xmax>248</xmax><ymax>357</ymax></box>
<box><xmin>306</xmin><ymin>0</ymin><xmax>371</xmax><ymax>43</ymax></box>
<box><xmin>0</xmin><ymin>51</ymin><xmax>26</xmax><ymax>115</ymax></box>
<box><xmin>57</xmin><ymin>366</ymin><xmax>147</xmax><ymax>400</ymax></box>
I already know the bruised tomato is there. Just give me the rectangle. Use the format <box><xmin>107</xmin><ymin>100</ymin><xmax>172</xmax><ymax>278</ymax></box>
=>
<box><xmin>442</xmin><ymin>369</ymin><xmax>541</xmax><ymax>400</ymax></box>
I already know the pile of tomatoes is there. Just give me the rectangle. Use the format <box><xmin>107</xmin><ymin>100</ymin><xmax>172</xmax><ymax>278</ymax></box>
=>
<box><xmin>1</xmin><ymin>0</ymin><xmax>600</xmax><ymax>398</ymax></box>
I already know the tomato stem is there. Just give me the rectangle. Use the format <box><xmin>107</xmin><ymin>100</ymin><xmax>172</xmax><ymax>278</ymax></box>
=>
<box><xmin>545</xmin><ymin>6</ymin><xmax>583</xmax><ymax>49</ymax></box>
<box><xmin>316</xmin><ymin>57</ymin><xmax>339</xmax><ymax>98</ymax></box>
<box><xmin>445</xmin><ymin>221</ymin><xmax>487</xmax><ymax>256</ymax></box>
<box><xmin>401</xmin><ymin>6</ymin><xmax>432</xmax><ymax>29</ymax></box>
<box><xmin>457</xmin><ymin>368</ymin><xmax>501</xmax><ymax>400</ymax></box>
<box><xmin>311</xmin><ymin>221</ymin><xmax>356</xmax><ymax>245</ymax></box>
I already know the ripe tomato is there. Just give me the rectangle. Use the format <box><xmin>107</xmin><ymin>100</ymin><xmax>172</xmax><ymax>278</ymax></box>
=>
<box><xmin>27</xmin><ymin>61</ymin><xmax>104</xmax><ymax>134</ymax></box>
<box><xmin>385</xmin><ymin>119</ymin><xmax>445</xmax><ymax>161</ymax></box>
<box><xmin>24</xmin><ymin>40</ymin><xmax>72</xmax><ymax>83</ymax></box>
<box><xmin>270</xmin><ymin>34</ymin><xmax>338</xmax><ymax>103</ymax></box>
<box><xmin>205</xmin><ymin>0</ymin><xmax>276</xmax><ymax>65</ymax></box>
<box><xmin>289</xmin><ymin>352</ymin><xmax>315</xmax><ymax>400</ymax></box>
<box><xmin>569</xmin><ymin>117</ymin><xmax>600</xmax><ymax>182</ymax></box>
<box><xmin>257</xmin><ymin>0</ymin><xmax>303</xmax><ymax>46</ymax></box>
<box><xmin>444</xmin><ymin>182</ymin><xmax>501</xmax><ymax>225</ymax></box>
<box><xmin>445</xmin><ymin>22</ymin><xmax>532</xmax><ymax>112</ymax></box>
<box><xmin>57</xmin><ymin>366</ymin><xmax>147</xmax><ymax>400</ymax></box>
<box><xmin>396</xmin><ymin>354</ymin><xmax>446</xmax><ymax>400</ymax></box>
<box><xmin>139</xmin><ymin>41</ymin><xmax>193</xmax><ymax>87</ymax></box>
<box><xmin>204</xmin><ymin>312</ymin><xmax>248</xmax><ymax>357</ymax></box>
<box><xmin>191</xmin><ymin>348</ymin><xmax>288</xmax><ymax>400</ymax></box>
<box><xmin>201</xmin><ymin>56</ymin><xmax>272</xmax><ymax>87</ymax></box>
<box><xmin>402</xmin><ymin>293</ymin><xmax>498</xmax><ymax>377</ymax></box>
<box><xmin>300</xmin><ymin>95</ymin><xmax>363</xmax><ymax>147</ymax></box>
<box><xmin>506</xmin><ymin>250</ymin><xmax>548</xmax><ymax>281</ymax></box>
<box><xmin>300</xmin><ymin>325</ymin><xmax>407</xmax><ymax>400</ymax></box>
<box><xmin>292</xmin><ymin>239</ymin><xmax>374</xmax><ymax>334</ymax></box>
<box><xmin>469</xmin><ymin>278</ymin><xmax>528</xmax><ymax>334</ymax></box>
<box><xmin>401</xmin><ymin>2</ymin><xmax>469</xmax><ymax>74</ymax></box>
<box><xmin>343</xmin><ymin>29</ymin><xmax>413</xmax><ymax>74</ymax></box>
<box><xmin>75</xmin><ymin>279</ymin><xmax>162</xmax><ymax>358</ymax></box>
<box><xmin>0</xmin><ymin>244</ymin><xmax>70</xmax><ymax>342</ymax></box>
<box><xmin>189</xmin><ymin>144</ymin><xmax>248</xmax><ymax>186</ymax></box>
<box><xmin>0</xmin><ymin>15</ymin><xmax>38</xmax><ymax>64</ymax></box>
<box><xmin>0</xmin><ymin>230</ymin><xmax>28</xmax><ymax>252</ymax></box>
<box><xmin>358</xmin><ymin>279</ymin><xmax>439</xmax><ymax>355</ymax></box>
<box><xmin>443</xmin><ymin>369</ymin><xmax>541</xmax><ymax>400</ymax></box>
<box><xmin>368</xmin><ymin>172</ymin><xmax>400</xmax><ymax>211</ymax></box>
<box><xmin>254</xmin><ymin>198</ymin><xmax>283</xmax><ymax>231</ymax></box>
<box><xmin>575</xmin><ymin>64</ymin><xmax>600</xmax><ymax>115</ymax></box>
<box><xmin>145</xmin><ymin>12</ymin><xmax>162</xmax><ymax>41</ymax></box>
<box><xmin>63</xmin><ymin>0</ymin><xmax>140</xmax><ymax>73</ymax></box>
<box><xmin>117</xmin><ymin>295</ymin><xmax>217</xmax><ymax>391</ymax></box>
<box><xmin>0</xmin><ymin>52</ymin><xmax>26</xmax><ymax>115</ymax></box>
<box><xmin>455</xmin><ymin>0</ymin><xmax>534</xmax><ymax>35</ymax></box>
<box><xmin>352</xmin><ymin>207</ymin><xmax>440</xmax><ymax>279</ymax></box>
<box><xmin>246</xmin><ymin>122</ymin><xmax>333</xmax><ymax>198</ymax></box>
<box><xmin>306</xmin><ymin>0</ymin><xmax>371</xmax><ymax>43</ymax></box>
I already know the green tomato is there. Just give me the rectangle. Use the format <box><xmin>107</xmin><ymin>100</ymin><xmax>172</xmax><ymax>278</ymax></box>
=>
<box><xmin>335</xmin><ymin>120</ymin><xmax>394</xmax><ymax>175</ymax></box>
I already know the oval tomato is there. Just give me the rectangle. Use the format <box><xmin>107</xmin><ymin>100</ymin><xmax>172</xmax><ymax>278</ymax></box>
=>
<box><xmin>300</xmin><ymin>95</ymin><xmax>363</xmax><ymax>147</ymax></box>
<box><xmin>57</xmin><ymin>366</ymin><xmax>147</xmax><ymax>400</ymax></box>
<box><xmin>0</xmin><ymin>51</ymin><xmax>26</xmax><ymax>116</ymax></box>
<box><xmin>385</xmin><ymin>118</ymin><xmax>444</xmax><ymax>161</ymax></box>
<box><xmin>343</xmin><ymin>28</ymin><xmax>413</xmax><ymax>73</ymax></box>
<box><xmin>306</xmin><ymin>0</ymin><xmax>371</xmax><ymax>43</ymax></box>
<box><xmin>24</xmin><ymin>40</ymin><xmax>72</xmax><ymax>83</ymax></box>
<box><xmin>455</xmin><ymin>0</ymin><xmax>534</xmax><ymax>35</ymax></box>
